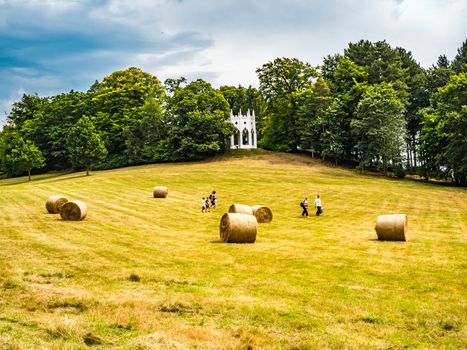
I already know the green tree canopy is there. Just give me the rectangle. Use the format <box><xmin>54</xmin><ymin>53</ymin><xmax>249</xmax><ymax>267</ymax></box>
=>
<box><xmin>344</xmin><ymin>40</ymin><xmax>409</xmax><ymax>102</ymax></box>
<box><xmin>123</xmin><ymin>98</ymin><xmax>168</xmax><ymax>164</ymax></box>
<box><xmin>352</xmin><ymin>83</ymin><xmax>407</xmax><ymax>174</ymax></box>
<box><xmin>89</xmin><ymin>67</ymin><xmax>165</xmax><ymax>156</ymax></box>
<box><xmin>451</xmin><ymin>39</ymin><xmax>467</xmax><ymax>73</ymax></box>
<box><xmin>165</xmin><ymin>79</ymin><xmax>233</xmax><ymax>160</ymax></box>
<box><xmin>256</xmin><ymin>57</ymin><xmax>317</xmax><ymax>101</ymax></box>
<box><xmin>296</xmin><ymin>78</ymin><xmax>332</xmax><ymax>156</ymax></box>
<box><xmin>6</xmin><ymin>93</ymin><xmax>48</xmax><ymax>129</ymax></box>
<box><xmin>0</xmin><ymin>132</ymin><xmax>45</xmax><ymax>181</ymax></box>
<box><xmin>66</xmin><ymin>116</ymin><xmax>108</xmax><ymax>176</ymax></box>
<box><xmin>256</xmin><ymin>57</ymin><xmax>318</xmax><ymax>151</ymax></box>
<box><xmin>421</xmin><ymin>72</ymin><xmax>467</xmax><ymax>184</ymax></box>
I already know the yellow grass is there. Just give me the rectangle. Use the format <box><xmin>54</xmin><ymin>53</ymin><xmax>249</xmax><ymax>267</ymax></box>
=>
<box><xmin>0</xmin><ymin>150</ymin><xmax>466</xmax><ymax>349</ymax></box>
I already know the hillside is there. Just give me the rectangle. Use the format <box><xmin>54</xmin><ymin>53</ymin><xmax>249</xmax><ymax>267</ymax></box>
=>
<box><xmin>0</xmin><ymin>151</ymin><xmax>466</xmax><ymax>349</ymax></box>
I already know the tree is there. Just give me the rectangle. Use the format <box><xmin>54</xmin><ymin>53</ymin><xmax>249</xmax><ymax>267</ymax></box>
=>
<box><xmin>351</xmin><ymin>83</ymin><xmax>407</xmax><ymax>175</ymax></box>
<box><xmin>123</xmin><ymin>98</ymin><xmax>167</xmax><ymax>163</ymax></box>
<box><xmin>165</xmin><ymin>79</ymin><xmax>233</xmax><ymax>160</ymax></box>
<box><xmin>296</xmin><ymin>78</ymin><xmax>332</xmax><ymax>157</ymax></box>
<box><xmin>344</xmin><ymin>40</ymin><xmax>409</xmax><ymax>103</ymax></box>
<box><xmin>89</xmin><ymin>67</ymin><xmax>165</xmax><ymax>158</ymax></box>
<box><xmin>66</xmin><ymin>116</ymin><xmax>108</xmax><ymax>176</ymax></box>
<box><xmin>319</xmin><ymin>98</ymin><xmax>347</xmax><ymax>163</ymax></box>
<box><xmin>257</xmin><ymin>57</ymin><xmax>317</xmax><ymax>100</ymax></box>
<box><xmin>420</xmin><ymin>72</ymin><xmax>467</xmax><ymax>184</ymax></box>
<box><xmin>256</xmin><ymin>57</ymin><xmax>318</xmax><ymax>151</ymax></box>
<box><xmin>396</xmin><ymin>47</ymin><xmax>430</xmax><ymax>169</ymax></box>
<box><xmin>21</xmin><ymin>91</ymin><xmax>90</xmax><ymax>170</ymax></box>
<box><xmin>320</xmin><ymin>56</ymin><xmax>369</xmax><ymax>159</ymax></box>
<box><xmin>166</xmin><ymin>110</ymin><xmax>233</xmax><ymax>160</ymax></box>
<box><xmin>451</xmin><ymin>39</ymin><xmax>467</xmax><ymax>73</ymax></box>
<box><xmin>427</xmin><ymin>55</ymin><xmax>453</xmax><ymax>94</ymax></box>
<box><xmin>6</xmin><ymin>94</ymin><xmax>48</xmax><ymax>128</ymax></box>
<box><xmin>0</xmin><ymin>133</ymin><xmax>45</xmax><ymax>181</ymax></box>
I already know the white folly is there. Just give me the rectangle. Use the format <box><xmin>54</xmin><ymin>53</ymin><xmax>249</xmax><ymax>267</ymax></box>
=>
<box><xmin>229</xmin><ymin>109</ymin><xmax>257</xmax><ymax>149</ymax></box>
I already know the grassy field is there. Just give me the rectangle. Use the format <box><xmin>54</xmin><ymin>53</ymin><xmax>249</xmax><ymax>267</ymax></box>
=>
<box><xmin>0</xmin><ymin>150</ymin><xmax>466</xmax><ymax>349</ymax></box>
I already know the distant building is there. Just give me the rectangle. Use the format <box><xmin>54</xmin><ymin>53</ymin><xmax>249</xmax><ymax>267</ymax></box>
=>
<box><xmin>229</xmin><ymin>109</ymin><xmax>257</xmax><ymax>149</ymax></box>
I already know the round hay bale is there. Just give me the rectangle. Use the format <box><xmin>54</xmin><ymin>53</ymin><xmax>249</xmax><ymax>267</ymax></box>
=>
<box><xmin>45</xmin><ymin>195</ymin><xmax>68</xmax><ymax>214</ymax></box>
<box><xmin>228</xmin><ymin>204</ymin><xmax>253</xmax><ymax>215</ymax></box>
<box><xmin>251</xmin><ymin>205</ymin><xmax>273</xmax><ymax>223</ymax></box>
<box><xmin>59</xmin><ymin>200</ymin><xmax>87</xmax><ymax>221</ymax></box>
<box><xmin>375</xmin><ymin>214</ymin><xmax>408</xmax><ymax>241</ymax></box>
<box><xmin>153</xmin><ymin>186</ymin><xmax>168</xmax><ymax>198</ymax></box>
<box><xmin>220</xmin><ymin>213</ymin><xmax>257</xmax><ymax>243</ymax></box>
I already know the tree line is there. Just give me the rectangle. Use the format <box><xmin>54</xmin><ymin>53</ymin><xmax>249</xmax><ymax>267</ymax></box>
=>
<box><xmin>0</xmin><ymin>39</ymin><xmax>466</xmax><ymax>185</ymax></box>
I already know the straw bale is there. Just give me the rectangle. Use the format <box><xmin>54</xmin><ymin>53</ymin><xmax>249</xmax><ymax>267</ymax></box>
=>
<box><xmin>228</xmin><ymin>204</ymin><xmax>253</xmax><ymax>215</ymax></box>
<box><xmin>46</xmin><ymin>195</ymin><xmax>68</xmax><ymax>214</ymax></box>
<box><xmin>153</xmin><ymin>186</ymin><xmax>168</xmax><ymax>198</ymax></box>
<box><xmin>219</xmin><ymin>213</ymin><xmax>257</xmax><ymax>243</ymax></box>
<box><xmin>60</xmin><ymin>200</ymin><xmax>87</xmax><ymax>221</ymax></box>
<box><xmin>375</xmin><ymin>214</ymin><xmax>408</xmax><ymax>241</ymax></box>
<box><xmin>251</xmin><ymin>205</ymin><xmax>273</xmax><ymax>223</ymax></box>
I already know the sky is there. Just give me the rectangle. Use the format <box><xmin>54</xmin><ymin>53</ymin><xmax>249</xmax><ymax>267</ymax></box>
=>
<box><xmin>1</xmin><ymin>0</ymin><xmax>466</xmax><ymax>127</ymax></box>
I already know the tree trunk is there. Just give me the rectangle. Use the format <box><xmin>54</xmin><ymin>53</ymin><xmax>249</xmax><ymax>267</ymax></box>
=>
<box><xmin>86</xmin><ymin>165</ymin><xmax>90</xmax><ymax>176</ymax></box>
<box><xmin>412</xmin><ymin>134</ymin><xmax>417</xmax><ymax>168</ymax></box>
<box><xmin>406</xmin><ymin>142</ymin><xmax>411</xmax><ymax>170</ymax></box>
<box><xmin>28</xmin><ymin>169</ymin><xmax>31</xmax><ymax>182</ymax></box>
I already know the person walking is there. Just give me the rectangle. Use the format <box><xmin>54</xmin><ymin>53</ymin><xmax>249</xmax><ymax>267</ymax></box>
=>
<box><xmin>315</xmin><ymin>194</ymin><xmax>323</xmax><ymax>216</ymax></box>
<box><xmin>209</xmin><ymin>190</ymin><xmax>217</xmax><ymax>209</ymax></box>
<box><xmin>301</xmin><ymin>197</ymin><xmax>309</xmax><ymax>217</ymax></box>
<box><xmin>201</xmin><ymin>197</ymin><xmax>207</xmax><ymax>213</ymax></box>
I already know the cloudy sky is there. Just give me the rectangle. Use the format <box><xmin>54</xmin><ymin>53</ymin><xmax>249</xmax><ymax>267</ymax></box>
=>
<box><xmin>1</xmin><ymin>0</ymin><xmax>466</xmax><ymax>126</ymax></box>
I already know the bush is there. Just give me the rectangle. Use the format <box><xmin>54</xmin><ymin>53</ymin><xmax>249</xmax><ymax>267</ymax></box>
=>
<box><xmin>391</xmin><ymin>163</ymin><xmax>406</xmax><ymax>178</ymax></box>
<box><xmin>94</xmin><ymin>154</ymin><xmax>129</xmax><ymax>170</ymax></box>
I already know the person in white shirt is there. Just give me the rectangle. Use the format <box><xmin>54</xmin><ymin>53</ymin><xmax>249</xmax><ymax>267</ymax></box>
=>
<box><xmin>201</xmin><ymin>197</ymin><xmax>206</xmax><ymax>212</ymax></box>
<box><xmin>315</xmin><ymin>194</ymin><xmax>323</xmax><ymax>216</ymax></box>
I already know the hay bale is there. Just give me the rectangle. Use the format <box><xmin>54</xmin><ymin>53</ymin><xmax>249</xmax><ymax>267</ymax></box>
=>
<box><xmin>59</xmin><ymin>200</ymin><xmax>87</xmax><ymax>221</ymax></box>
<box><xmin>220</xmin><ymin>213</ymin><xmax>257</xmax><ymax>243</ymax></box>
<box><xmin>46</xmin><ymin>195</ymin><xmax>68</xmax><ymax>214</ymax></box>
<box><xmin>153</xmin><ymin>186</ymin><xmax>168</xmax><ymax>198</ymax></box>
<box><xmin>251</xmin><ymin>205</ymin><xmax>273</xmax><ymax>223</ymax></box>
<box><xmin>228</xmin><ymin>204</ymin><xmax>253</xmax><ymax>215</ymax></box>
<box><xmin>375</xmin><ymin>214</ymin><xmax>408</xmax><ymax>241</ymax></box>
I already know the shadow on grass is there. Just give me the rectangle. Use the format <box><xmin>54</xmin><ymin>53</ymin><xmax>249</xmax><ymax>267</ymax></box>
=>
<box><xmin>0</xmin><ymin>171</ymin><xmax>81</xmax><ymax>187</ymax></box>
<box><xmin>210</xmin><ymin>240</ymin><xmax>225</xmax><ymax>244</ymax></box>
<box><xmin>369</xmin><ymin>238</ymin><xmax>411</xmax><ymax>243</ymax></box>
<box><xmin>37</xmin><ymin>172</ymin><xmax>90</xmax><ymax>185</ymax></box>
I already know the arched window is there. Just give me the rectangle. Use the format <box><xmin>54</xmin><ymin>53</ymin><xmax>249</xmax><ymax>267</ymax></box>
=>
<box><xmin>251</xmin><ymin>129</ymin><xmax>255</xmax><ymax>146</ymax></box>
<box><xmin>242</xmin><ymin>128</ymin><xmax>249</xmax><ymax>145</ymax></box>
<box><xmin>233</xmin><ymin>130</ymin><xmax>240</xmax><ymax>146</ymax></box>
